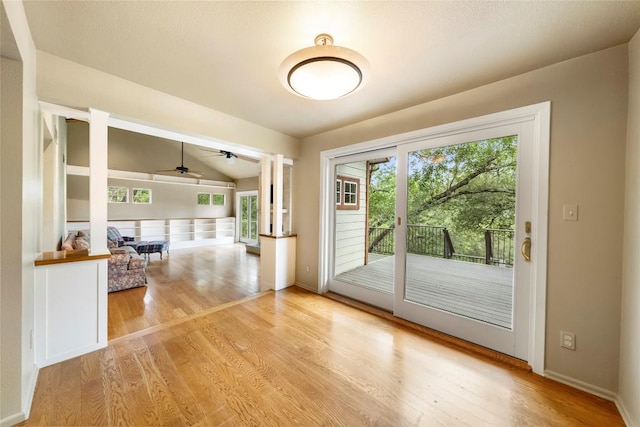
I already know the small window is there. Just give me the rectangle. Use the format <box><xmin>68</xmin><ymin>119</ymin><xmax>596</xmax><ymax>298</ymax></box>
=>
<box><xmin>132</xmin><ymin>188</ymin><xmax>152</xmax><ymax>204</ymax></box>
<box><xmin>108</xmin><ymin>186</ymin><xmax>128</xmax><ymax>203</ymax></box>
<box><xmin>197</xmin><ymin>193</ymin><xmax>211</xmax><ymax>205</ymax></box>
<box><xmin>336</xmin><ymin>176</ymin><xmax>360</xmax><ymax>210</ymax></box>
<box><xmin>344</xmin><ymin>181</ymin><xmax>358</xmax><ymax>205</ymax></box>
<box><xmin>212</xmin><ymin>193</ymin><xmax>225</xmax><ymax>206</ymax></box>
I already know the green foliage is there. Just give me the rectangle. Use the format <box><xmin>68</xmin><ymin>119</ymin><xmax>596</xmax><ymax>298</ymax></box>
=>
<box><xmin>132</xmin><ymin>188</ymin><xmax>151</xmax><ymax>204</ymax></box>
<box><xmin>197</xmin><ymin>193</ymin><xmax>211</xmax><ymax>205</ymax></box>
<box><xmin>369</xmin><ymin>136</ymin><xmax>517</xmax><ymax>257</ymax></box>
<box><xmin>107</xmin><ymin>186</ymin><xmax>128</xmax><ymax>203</ymax></box>
<box><xmin>369</xmin><ymin>162</ymin><xmax>397</xmax><ymax>228</ymax></box>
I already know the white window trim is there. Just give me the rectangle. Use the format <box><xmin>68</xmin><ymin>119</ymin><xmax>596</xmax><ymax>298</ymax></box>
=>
<box><xmin>107</xmin><ymin>186</ymin><xmax>128</xmax><ymax>203</ymax></box>
<box><xmin>132</xmin><ymin>188</ymin><xmax>152</xmax><ymax>204</ymax></box>
<box><xmin>197</xmin><ymin>192</ymin><xmax>211</xmax><ymax>205</ymax></box>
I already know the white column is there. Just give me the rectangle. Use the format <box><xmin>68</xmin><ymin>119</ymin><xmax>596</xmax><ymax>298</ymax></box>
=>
<box><xmin>260</xmin><ymin>155</ymin><xmax>272</xmax><ymax>235</ymax></box>
<box><xmin>273</xmin><ymin>154</ymin><xmax>284</xmax><ymax>237</ymax></box>
<box><xmin>89</xmin><ymin>109</ymin><xmax>109</xmax><ymax>254</ymax></box>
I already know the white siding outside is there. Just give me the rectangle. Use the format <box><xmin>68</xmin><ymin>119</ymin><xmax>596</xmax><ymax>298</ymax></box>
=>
<box><xmin>334</xmin><ymin>162</ymin><xmax>367</xmax><ymax>276</ymax></box>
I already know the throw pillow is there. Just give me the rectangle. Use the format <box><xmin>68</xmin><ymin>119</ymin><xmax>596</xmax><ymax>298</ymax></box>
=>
<box><xmin>73</xmin><ymin>237</ymin><xmax>90</xmax><ymax>251</ymax></box>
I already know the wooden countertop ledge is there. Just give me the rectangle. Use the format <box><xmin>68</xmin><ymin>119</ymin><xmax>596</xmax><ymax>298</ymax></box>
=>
<box><xmin>35</xmin><ymin>249</ymin><xmax>111</xmax><ymax>266</ymax></box>
<box><xmin>259</xmin><ymin>234</ymin><xmax>297</xmax><ymax>239</ymax></box>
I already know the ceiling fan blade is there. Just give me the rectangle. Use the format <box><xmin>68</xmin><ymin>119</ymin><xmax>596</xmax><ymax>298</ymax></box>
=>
<box><xmin>186</xmin><ymin>171</ymin><xmax>203</xmax><ymax>178</ymax></box>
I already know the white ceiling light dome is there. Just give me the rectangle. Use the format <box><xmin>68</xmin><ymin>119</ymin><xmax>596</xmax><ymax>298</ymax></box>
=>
<box><xmin>279</xmin><ymin>34</ymin><xmax>370</xmax><ymax>101</ymax></box>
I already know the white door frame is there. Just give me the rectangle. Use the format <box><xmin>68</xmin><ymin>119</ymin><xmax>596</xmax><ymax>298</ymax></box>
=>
<box><xmin>318</xmin><ymin>102</ymin><xmax>550</xmax><ymax>374</ymax></box>
<box><xmin>236</xmin><ymin>190</ymin><xmax>259</xmax><ymax>243</ymax></box>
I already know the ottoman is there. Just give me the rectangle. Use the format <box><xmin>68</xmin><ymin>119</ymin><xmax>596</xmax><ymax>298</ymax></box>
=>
<box><xmin>135</xmin><ymin>240</ymin><xmax>169</xmax><ymax>260</ymax></box>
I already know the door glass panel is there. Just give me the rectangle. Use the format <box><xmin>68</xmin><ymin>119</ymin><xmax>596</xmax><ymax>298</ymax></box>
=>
<box><xmin>240</xmin><ymin>196</ymin><xmax>249</xmax><ymax>240</ymax></box>
<box><xmin>239</xmin><ymin>194</ymin><xmax>258</xmax><ymax>243</ymax></box>
<box><xmin>333</xmin><ymin>158</ymin><xmax>396</xmax><ymax>295</ymax></box>
<box><xmin>404</xmin><ymin>136</ymin><xmax>516</xmax><ymax>329</ymax></box>
<box><xmin>250</xmin><ymin>195</ymin><xmax>258</xmax><ymax>240</ymax></box>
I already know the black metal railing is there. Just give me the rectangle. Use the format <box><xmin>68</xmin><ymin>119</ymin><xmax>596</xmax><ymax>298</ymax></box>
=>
<box><xmin>368</xmin><ymin>226</ymin><xmax>514</xmax><ymax>267</ymax></box>
<box><xmin>367</xmin><ymin>226</ymin><xmax>395</xmax><ymax>255</ymax></box>
<box><xmin>406</xmin><ymin>225</ymin><xmax>447</xmax><ymax>257</ymax></box>
<box><xmin>485</xmin><ymin>228</ymin><xmax>514</xmax><ymax>267</ymax></box>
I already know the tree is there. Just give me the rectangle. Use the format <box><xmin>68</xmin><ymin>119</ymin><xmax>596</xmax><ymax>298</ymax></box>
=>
<box><xmin>368</xmin><ymin>136</ymin><xmax>517</xmax><ymax>256</ymax></box>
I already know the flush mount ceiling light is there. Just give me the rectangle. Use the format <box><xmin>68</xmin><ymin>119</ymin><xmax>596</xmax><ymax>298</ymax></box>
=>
<box><xmin>279</xmin><ymin>34</ymin><xmax>370</xmax><ymax>100</ymax></box>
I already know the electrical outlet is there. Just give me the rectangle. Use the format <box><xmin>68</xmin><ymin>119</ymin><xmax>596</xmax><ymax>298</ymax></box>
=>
<box><xmin>561</xmin><ymin>331</ymin><xmax>576</xmax><ymax>350</ymax></box>
<box><xmin>306</xmin><ymin>265</ymin><xmax>310</xmax><ymax>272</ymax></box>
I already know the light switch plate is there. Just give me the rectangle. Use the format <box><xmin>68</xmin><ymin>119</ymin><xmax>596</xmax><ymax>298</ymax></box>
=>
<box><xmin>563</xmin><ymin>204</ymin><xmax>578</xmax><ymax>221</ymax></box>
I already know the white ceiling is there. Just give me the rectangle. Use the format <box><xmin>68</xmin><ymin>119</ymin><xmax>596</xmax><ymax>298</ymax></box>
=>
<box><xmin>19</xmin><ymin>1</ymin><xmax>640</xmax><ymax>175</ymax></box>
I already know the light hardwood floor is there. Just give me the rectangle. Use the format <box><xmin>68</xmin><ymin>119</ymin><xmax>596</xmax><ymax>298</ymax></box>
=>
<box><xmin>22</xmin><ymin>283</ymin><xmax>623</xmax><ymax>425</ymax></box>
<box><xmin>108</xmin><ymin>244</ymin><xmax>260</xmax><ymax>340</ymax></box>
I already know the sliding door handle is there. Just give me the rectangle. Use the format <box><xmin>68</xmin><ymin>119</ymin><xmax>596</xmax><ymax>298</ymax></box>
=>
<box><xmin>521</xmin><ymin>237</ymin><xmax>531</xmax><ymax>262</ymax></box>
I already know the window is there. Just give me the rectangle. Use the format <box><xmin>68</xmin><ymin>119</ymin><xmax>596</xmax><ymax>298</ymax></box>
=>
<box><xmin>344</xmin><ymin>181</ymin><xmax>358</xmax><ymax>205</ymax></box>
<box><xmin>336</xmin><ymin>176</ymin><xmax>360</xmax><ymax>210</ymax></box>
<box><xmin>108</xmin><ymin>186</ymin><xmax>128</xmax><ymax>203</ymax></box>
<box><xmin>132</xmin><ymin>188</ymin><xmax>151</xmax><ymax>204</ymax></box>
<box><xmin>197</xmin><ymin>193</ymin><xmax>211</xmax><ymax>205</ymax></box>
<box><xmin>212</xmin><ymin>193</ymin><xmax>225</xmax><ymax>206</ymax></box>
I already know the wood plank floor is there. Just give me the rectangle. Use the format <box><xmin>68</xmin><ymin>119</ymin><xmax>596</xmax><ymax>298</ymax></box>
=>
<box><xmin>108</xmin><ymin>244</ymin><xmax>260</xmax><ymax>340</ymax></box>
<box><xmin>336</xmin><ymin>254</ymin><xmax>513</xmax><ymax>328</ymax></box>
<box><xmin>22</xmin><ymin>286</ymin><xmax>623</xmax><ymax>426</ymax></box>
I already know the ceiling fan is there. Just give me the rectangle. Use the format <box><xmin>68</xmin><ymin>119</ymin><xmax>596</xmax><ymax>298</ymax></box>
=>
<box><xmin>199</xmin><ymin>148</ymin><xmax>260</xmax><ymax>164</ymax></box>
<box><xmin>156</xmin><ymin>142</ymin><xmax>202</xmax><ymax>178</ymax></box>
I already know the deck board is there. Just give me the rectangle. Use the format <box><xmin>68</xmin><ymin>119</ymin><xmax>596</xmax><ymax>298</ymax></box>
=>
<box><xmin>335</xmin><ymin>254</ymin><xmax>513</xmax><ymax>328</ymax></box>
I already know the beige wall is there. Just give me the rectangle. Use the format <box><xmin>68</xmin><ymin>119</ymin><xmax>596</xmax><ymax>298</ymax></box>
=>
<box><xmin>67</xmin><ymin>176</ymin><xmax>234</xmax><ymax>221</ymax></box>
<box><xmin>1</xmin><ymin>1</ymin><xmax>39</xmax><ymax>423</ymax></box>
<box><xmin>294</xmin><ymin>45</ymin><xmax>628</xmax><ymax>393</ymax></box>
<box><xmin>36</xmin><ymin>51</ymin><xmax>301</xmax><ymax>161</ymax></box>
<box><xmin>620</xmin><ymin>30</ymin><xmax>640</xmax><ymax>426</ymax></box>
<box><xmin>236</xmin><ymin>177</ymin><xmax>259</xmax><ymax>192</ymax></box>
<box><xmin>1</xmin><ymin>52</ymin><xmax>25</xmax><ymax>425</ymax></box>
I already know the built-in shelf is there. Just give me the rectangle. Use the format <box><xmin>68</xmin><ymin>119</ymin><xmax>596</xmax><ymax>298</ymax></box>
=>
<box><xmin>67</xmin><ymin>217</ymin><xmax>236</xmax><ymax>249</ymax></box>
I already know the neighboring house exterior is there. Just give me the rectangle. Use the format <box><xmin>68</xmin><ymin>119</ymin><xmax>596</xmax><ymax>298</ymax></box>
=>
<box><xmin>2</xmin><ymin>3</ymin><xmax>639</xmax><ymax>427</ymax></box>
<box><xmin>334</xmin><ymin>162</ymin><xmax>367</xmax><ymax>276</ymax></box>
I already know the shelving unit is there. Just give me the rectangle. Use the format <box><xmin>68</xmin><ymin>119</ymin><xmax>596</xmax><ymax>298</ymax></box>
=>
<box><xmin>67</xmin><ymin>217</ymin><xmax>235</xmax><ymax>250</ymax></box>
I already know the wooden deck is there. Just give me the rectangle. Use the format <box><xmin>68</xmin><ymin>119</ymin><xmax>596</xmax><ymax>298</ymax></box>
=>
<box><xmin>335</xmin><ymin>254</ymin><xmax>513</xmax><ymax>328</ymax></box>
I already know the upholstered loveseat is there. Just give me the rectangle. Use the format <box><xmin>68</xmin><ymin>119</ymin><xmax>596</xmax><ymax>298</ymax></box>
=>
<box><xmin>61</xmin><ymin>229</ymin><xmax>146</xmax><ymax>293</ymax></box>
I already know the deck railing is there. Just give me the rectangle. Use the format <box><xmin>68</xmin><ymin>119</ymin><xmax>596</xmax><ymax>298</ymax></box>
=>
<box><xmin>368</xmin><ymin>226</ymin><xmax>514</xmax><ymax>267</ymax></box>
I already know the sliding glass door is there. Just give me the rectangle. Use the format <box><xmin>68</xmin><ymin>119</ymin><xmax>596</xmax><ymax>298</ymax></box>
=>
<box><xmin>394</xmin><ymin>123</ymin><xmax>532</xmax><ymax>358</ymax></box>
<box><xmin>237</xmin><ymin>191</ymin><xmax>258</xmax><ymax>244</ymax></box>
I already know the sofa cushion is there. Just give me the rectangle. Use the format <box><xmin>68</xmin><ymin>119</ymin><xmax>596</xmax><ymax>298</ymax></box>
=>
<box><xmin>128</xmin><ymin>256</ymin><xmax>146</xmax><ymax>270</ymax></box>
<box><xmin>108</xmin><ymin>253</ymin><xmax>131</xmax><ymax>266</ymax></box>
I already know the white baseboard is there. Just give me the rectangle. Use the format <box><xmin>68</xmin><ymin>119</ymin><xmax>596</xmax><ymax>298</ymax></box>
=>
<box><xmin>294</xmin><ymin>281</ymin><xmax>318</xmax><ymax>293</ymax></box>
<box><xmin>616</xmin><ymin>395</ymin><xmax>637</xmax><ymax>427</ymax></box>
<box><xmin>24</xmin><ymin>364</ymin><xmax>39</xmax><ymax>419</ymax></box>
<box><xmin>544</xmin><ymin>370</ymin><xmax>617</xmax><ymax>401</ymax></box>
<box><xmin>0</xmin><ymin>412</ymin><xmax>25</xmax><ymax>427</ymax></box>
<box><xmin>0</xmin><ymin>364</ymin><xmax>39</xmax><ymax>427</ymax></box>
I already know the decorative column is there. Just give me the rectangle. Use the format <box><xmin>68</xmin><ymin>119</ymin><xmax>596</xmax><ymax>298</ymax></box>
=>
<box><xmin>88</xmin><ymin>109</ymin><xmax>109</xmax><ymax>255</ymax></box>
<box><xmin>259</xmin><ymin>154</ymin><xmax>296</xmax><ymax>291</ymax></box>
